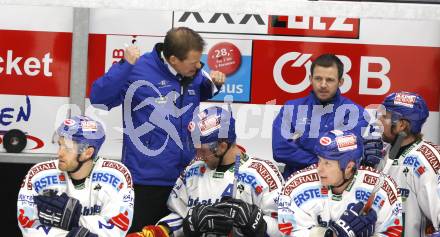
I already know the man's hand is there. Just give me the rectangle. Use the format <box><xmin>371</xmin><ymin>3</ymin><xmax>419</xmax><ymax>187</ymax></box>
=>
<box><xmin>214</xmin><ymin>198</ymin><xmax>267</xmax><ymax>237</ymax></box>
<box><xmin>126</xmin><ymin>225</ymin><xmax>170</xmax><ymax>237</ymax></box>
<box><xmin>33</xmin><ymin>190</ymin><xmax>82</xmax><ymax>231</ymax></box>
<box><xmin>330</xmin><ymin>202</ymin><xmax>377</xmax><ymax>237</ymax></box>
<box><xmin>182</xmin><ymin>204</ymin><xmax>234</xmax><ymax>237</ymax></box>
<box><xmin>210</xmin><ymin>70</ymin><xmax>226</xmax><ymax>87</ymax></box>
<box><xmin>66</xmin><ymin>227</ymin><xmax>98</xmax><ymax>237</ymax></box>
<box><xmin>362</xmin><ymin>139</ymin><xmax>384</xmax><ymax>167</ymax></box>
<box><xmin>124</xmin><ymin>45</ymin><xmax>141</xmax><ymax>65</ymax></box>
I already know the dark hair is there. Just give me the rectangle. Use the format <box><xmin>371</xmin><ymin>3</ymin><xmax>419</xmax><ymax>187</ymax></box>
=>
<box><xmin>310</xmin><ymin>53</ymin><xmax>344</xmax><ymax>80</ymax></box>
<box><xmin>163</xmin><ymin>27</ymin><xmax>205</xmax><ymax>61</ymax></box>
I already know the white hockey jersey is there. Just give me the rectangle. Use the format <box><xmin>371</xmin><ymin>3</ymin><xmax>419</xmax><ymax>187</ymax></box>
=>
<box><xmin>278</xmin><ymin>164</ymin><xmax>403</xmax><ymax>237</ymax></box>
<box><xmin>158</xmin><ymin>154</ymin><xmax>284</xmax><ymax>237</ymax></box>
<box><xmin>383</xmin><ymin>140</ymin><xmax>440</xmax><ymax>237</ymax></box>
<box><xmin>17</xmin><ymin>158</ymin><xmax>134</xmax><ymax>237</ymax></box>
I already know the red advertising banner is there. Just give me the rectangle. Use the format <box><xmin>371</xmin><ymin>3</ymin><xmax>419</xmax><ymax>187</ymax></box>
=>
<box><xmin>86</xmin><ymin>33</ymin><xmax>107</xmax><ymax>97</ymax></box>
<box><xmin>268</xmin><ymin>16</ymin><xmax>360</xmax><ymax>38</ymax></box>
<box><xmin>0</xmin><ymin>30</ymin><xmax>72</xmax><ymax>97</ymax></box>
<box><xmin>251</xmin><ymin>40</ymin><xmax>440</xmax><ymax>111</ymax></box>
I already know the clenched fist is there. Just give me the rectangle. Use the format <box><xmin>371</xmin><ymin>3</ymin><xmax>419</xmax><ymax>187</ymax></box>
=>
<box><xmin>124</xmin><ymin>45</ymin><xmax>141</xmax><ymax>65</ymax></box>
<box><xmin>210</xmin><ymin>70</ymin><xmax>227</xmax><ymax>87</ymax></box>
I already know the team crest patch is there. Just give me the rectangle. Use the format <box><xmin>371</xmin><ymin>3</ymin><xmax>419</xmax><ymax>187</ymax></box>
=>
<box><xmin>336</xmin><ymin>135</ymin><xmax>357</xmax><ymax>152</ymax></box>
<box><xmin>394</xmin><ymin>92</ymin><xmax>416</xmax><ymax>108</ymax></box>
<box><xmin>64</xmin><ymin>119</ymin><xmax>76</xmax><ymax>126</ymax></box>
<box><xmin>319</xmin><ymin>137</ymin><xmax>331</xmax><ymax>146</ymax></box>
<box><xmin>188</xmin><ymin>121</ymin><xmax>196</xmax><ymax>132</ymax></box>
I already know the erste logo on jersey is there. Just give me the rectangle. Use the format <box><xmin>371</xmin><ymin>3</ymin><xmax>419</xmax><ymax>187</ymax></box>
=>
<box><xmin>34</xmin><ymin>173</ymin><xmax>66</xmax><ymax>193</ymax></box>
<box><xmin>102</xmin><ymin>161</ymin><xmax>133</xmax><ymax>189</ymax></box>
<box><xmin>184</xmin><ymin>165</ymin><xmax>205</xmax><ymax>181</ymax></box>
<box><xmin>363</xmin><ymin>174</ymin><xmax>397</xmax><ymax>205</ymax></box>
<box><xmin>27</xmin><ymin>162</ymin><xmax>56</xmax><ymax>190</ymax></box>
<box><xmin>237</xmin><ymin>172</ymin><xmax>263</xmax><ymax>195</ymax></box>
<box><xmin>293</xmin><ymin>187</ymin><xmax>323</xmax><ymax>207</ymax></box>
<box><xmin>355</xmin><ymin>188</ymin><xmax>385</xmax><ymax>210</ymax></box>
<box><xmin>91</xmin><ymin>172</ymin><xmax>124</xmax><ymax>191</ymax></box>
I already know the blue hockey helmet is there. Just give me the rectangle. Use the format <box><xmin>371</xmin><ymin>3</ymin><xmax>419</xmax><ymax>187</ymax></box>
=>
<box><xmin>382</xmin><ymin>91</ymin><xmax>429</xmax><ymax>134</ymax></box>
<box><xmin>56</xmin><ymin>115</ymin><xmax>105</xmax><ymax>157</ymax></box>
<box><xmin>189</xmin><ymin>106</ymin><xmax>236</xmax><ymax>147</ymax></box>
<box><xmin>314</xmin><ymin>130</ymin><xmax>363</xmax><ymax>170</ymax></box>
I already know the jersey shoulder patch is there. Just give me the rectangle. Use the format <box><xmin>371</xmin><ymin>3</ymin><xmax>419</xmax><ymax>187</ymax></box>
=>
<box><xmin>414</xmin><ymin>142</ymin><xmax>440</xmax><ymax>174</ymax></box>
<box><xmin>283</xmin><ymin>168</ymin><xmax>320</xmax><ymax>196</ymax></box>
<box><xmin>97</xmin><ymin>159</ymin><xmax>133</xmax><ymax>189</ymax></box>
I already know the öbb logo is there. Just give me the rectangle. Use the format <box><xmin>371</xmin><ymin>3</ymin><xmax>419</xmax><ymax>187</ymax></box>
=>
<box><xmin>273</xmin><ymin>52</ymin><xmax>391</xmax><ymax>95</ymax></box>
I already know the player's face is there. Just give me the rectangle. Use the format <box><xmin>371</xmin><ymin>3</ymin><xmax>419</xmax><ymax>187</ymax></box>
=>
<box><xmin>57</xmin><ymin>137</ymin><xmax>80</xmax><ymax>172</ymax></box>
<box><xmin>317</xmin><ymin>157</ymin><xmax>344</xmax><ymax>186</ymax></box>
<box><xmin>379</xmin><ymin>111</ymin><xmax>396</xmax><ymax>143</ymax></box>
<box><xmin>197</xmin><ymin>143</ymin><xmax>219</xmax><ymax>169</ymax></box>
<box><xmin>310</xmin><ymin>64</ymin><xmax>343</xmax><ymax>102</ymax></box>
<box><xmin>172</xmin><ymin>50</ymin><xmax>203</xmax><ymax>77</ymax></box>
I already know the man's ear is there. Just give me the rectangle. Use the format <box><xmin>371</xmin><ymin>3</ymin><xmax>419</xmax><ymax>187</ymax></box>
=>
<box><xmin>345</xmin><ymin>160</ymin><xmax>356</xmax><ymax>176</ymax></box>
<box><xmin>396</xmin><ymin>119</ymin><xmax>410</xmax><ymax>133</ymax></box>
<box><xmin>217</xmin><ymin>141</ymin><xmax>228</xmax><ymax>154</ymax></box>
<box><xmin>338</xmin><ymin>77</ymin><xmax>344</xmax><ymax>87</ymax></box>
<box><xmin>81</xmin><ymin>147</ymin><xmax>95</xmax><ymax>161</ymax></box>
<box><xmin>168</xmin><ymin>55</ymin><xmax>178</xmax><ymax>65</ymax></box>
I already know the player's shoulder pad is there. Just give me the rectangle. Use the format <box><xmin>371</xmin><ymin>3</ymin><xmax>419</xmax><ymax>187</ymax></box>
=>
<box><xmin>241</xmin><ymin>158</ymin><xmax>283</xmax><ymax>192</ymax></box>
<box><xmin>186</xmin><ymin>156</ymin><xmax>205</xmax><ymax>169</ymax></box>
<box><xmin>25</xmin><ymin>160</ymin><xmax>59</xmax><ymax>181</ymax></box>
<box><xmin>21</xmin><ymin>160</ymin><xmax>60</xmax><ymax>193</ymax></box>
<box><xmin>248</xmin><ymin>157</ymin><xmax>284</xmax><ymax>183</ymax></box>
<box><xmin>411</xmin><ymin>141</ymin><xmax>440</xmax><ymax>174</ymax></box>
<box><xmin>282</xmin><ymin>165</ymin><xmax>320</xmax><ymax>196</ymax></box>
<box><xmin>357</xmin><ymin>168</ymin><xmax>399</xmax><ymax>206</ymax></box>
<box><xmin>358</xmin><ymin>165</ymin><xmax>379</xmax><ymax>173</ymax></box>
<box><xmin>357</xmin><ymin>166</ymin><xmax>398</xmax><ymax>190</ymax></box>
<box><xmin>96</xmin><ymin>159</ymin><xmax>133</xmax><ymax>189</ymax></box>
<box><xmin>288</xmin><ymin>164</ymin><xmax>318</xmax><ymax>180</ymax></box>
<box><xmin>178</xmin><ymin>158</ymin><xmax>206</xmax><ymax>185</ymax></box>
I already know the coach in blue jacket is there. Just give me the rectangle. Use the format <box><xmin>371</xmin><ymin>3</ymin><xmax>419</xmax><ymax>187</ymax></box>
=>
<box><xmin>90</xmin><ymin>27</ymin><xmax>225</xmax><ymax>232</ymax></box>
<box><xmin>272</xmin><ymin>54</ymin><xmax>369</xmax><ymax>178</ymax></box>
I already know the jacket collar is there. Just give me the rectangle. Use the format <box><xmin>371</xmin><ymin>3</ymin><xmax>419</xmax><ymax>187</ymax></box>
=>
<box><xmin>310</xmin><ymin>88</ymin><xmax>342</xmax><ymax>105</ymax></box>
<box><xmin>152</xmin><ymin>43</ymin><xmax>180</xmax><ymax>80</ymax></box>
